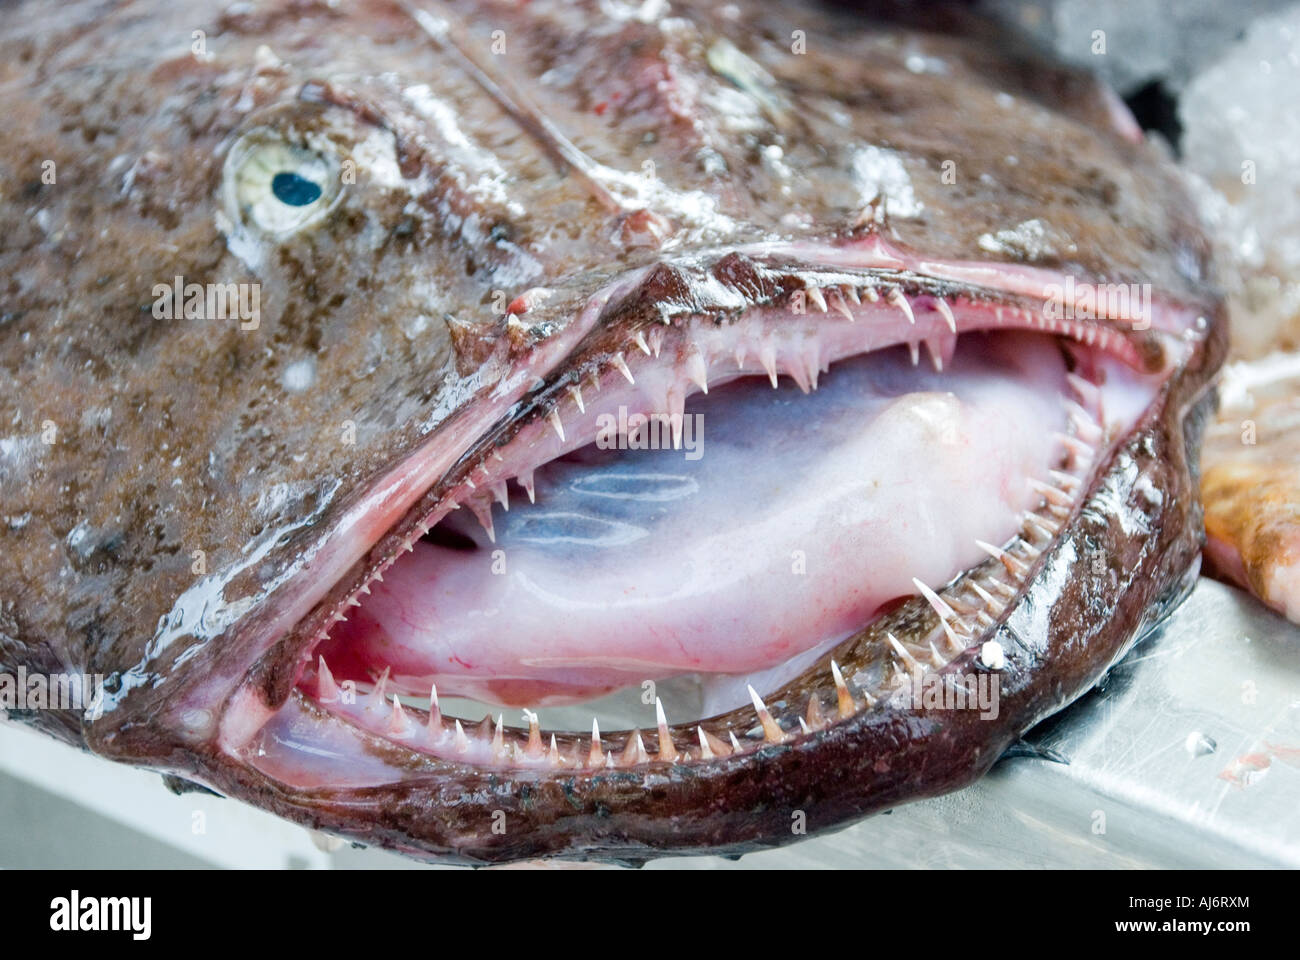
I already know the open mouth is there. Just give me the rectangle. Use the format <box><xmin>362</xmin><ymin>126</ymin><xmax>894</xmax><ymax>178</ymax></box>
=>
<box><xmin>221</xmin><ymin>249</ymin><xmax>1190</xmax><ymax>803</ymax></box>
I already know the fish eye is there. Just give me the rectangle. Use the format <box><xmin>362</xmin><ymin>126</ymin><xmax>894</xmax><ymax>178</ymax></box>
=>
<box><xmin>223</xmin><ymin>130</ymin><xmax>341</xmax><ymax>235</ymax></box>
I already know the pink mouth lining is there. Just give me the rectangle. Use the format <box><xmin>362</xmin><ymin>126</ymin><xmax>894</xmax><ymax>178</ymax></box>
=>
<box><xmin>320</xmin><ymin>334</ymin><xmax>1072</xmax><ymax>710</ymax></box>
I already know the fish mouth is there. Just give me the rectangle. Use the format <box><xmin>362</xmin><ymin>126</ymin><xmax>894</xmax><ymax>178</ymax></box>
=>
<box><xmin>212</xmin><ymin>243</ymin><xmax>1209</xmax><ymax>864</ymax></box>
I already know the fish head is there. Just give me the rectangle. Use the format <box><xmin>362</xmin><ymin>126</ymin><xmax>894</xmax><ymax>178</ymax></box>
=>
<box><xmin>1</xmin><ymin>0</ymin><xmax>1225</xmax><ymax>864</ymax></box>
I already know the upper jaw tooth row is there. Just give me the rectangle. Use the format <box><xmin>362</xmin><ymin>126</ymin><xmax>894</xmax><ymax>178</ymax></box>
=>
<box><xmin>309</xmin><ymin>370</ymin><xmax>1106</xmax><ymax>771</ymax></box>
<box><xmin>426</xmin><ymin>279</ymin><xmax>1126</xmax><ymax>552</ymax></box>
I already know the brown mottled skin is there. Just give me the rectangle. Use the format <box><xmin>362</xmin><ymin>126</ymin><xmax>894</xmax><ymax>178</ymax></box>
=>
<box><xmin>0</xmin><ymin>0</ymin><xmax>1224</xmax><ymax>864</ymax></box>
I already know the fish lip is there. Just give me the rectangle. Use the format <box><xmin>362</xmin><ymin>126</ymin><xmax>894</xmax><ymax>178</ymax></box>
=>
<box><xmin>172</xmin><ymin>250</ymin><xmax>1219</xmax><ymax>864</ymax></box>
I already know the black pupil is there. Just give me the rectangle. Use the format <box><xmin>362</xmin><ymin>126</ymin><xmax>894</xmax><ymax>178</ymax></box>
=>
<box><xmin>271</xmin><ymin>171</ymin><xmax>322</xmax><ymax>207</ymax></box>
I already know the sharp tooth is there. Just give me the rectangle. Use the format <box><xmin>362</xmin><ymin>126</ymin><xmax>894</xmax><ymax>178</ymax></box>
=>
<box><xmin>522</xmin><ymin>708</ymin><xmax>544</xmax><ymax>759</ymax></box>
<box><xmin>1029</xmin><ymin>477</ymin><xmax>1072</xmax><ymax>507</ymax></box>
<box><xmin>942</xmin><ymin>620</ymin><xmax>968</xmax><ymax>654</ymax></box>
<box><xmin>1066</xmin><ymin>371</ymin><xmax>1097</xmax><ymax>401</ymax></box>
<box><xmin>1069</xmin><ymin>414</ymin><xmax>1103</xmax><ymax>446</ymax></box>
<box><xmin>1066</xmin><ymin>400</ymin><xmax>1103</xmax><ymax>439</ymax></box>
<box><xmin>655</xmin><ymin>698</ymin><xmax>679</xmax><ymax>762</ymax></box>
<box><xmin>1065</xmin><ymin>396</ymin><xmax>1097</xmax><ymax>423</ymax></box>
<box><xmin>1024</xmin><ymin>514</ymin><xmax>1058</xmax><ymax>541</ymax></box>
<box><xmin>546</xmin><ymin>408</ymin><xmax>566</xmax><ymax>443</ymax></box>
<box><xmin>832</xmin><ymin>290</ymin><xmax>855</xmax><ymax>322</ymax></box>
<box><xmin>367</xmin><ymin>667</ymin><xmax>391</xmax><ymax>710</ymax></box>
<box><xmin>648</xmin><ymin>328</ymin><xmax>665</xmax><ymax>358</ymax></box>
<box><xmin>934</xmin><ymin>297</ymin><xmax>957</xmax><ymax>333</ymax></box>
<box><xmin>908</xmin><ymin>341</ymin><xmax>920</xmax><ymax>366</ymax></box>
<box><xmin>389</xmin><ymin>695</ymin><xmax>409</xmax><ymax>735</ymax></box>
<box><xmin>806</xmin><ymin>345</ymin><xmax>822</xmax><ymax>390</ymax></box>
<box><xmin>549</xmin><ymin>734</ymin><xmax>564</xmax><ymax>767</ymax></box>
<box><xmin>975</xmin><ymin>539</ymin><xmax>1030</xmax><ymax>577</ymax></box>
<box><xmin>568</xmin><ymin>384</ymin><xmax>585</xmax><ymax>414</ymax></box>
<box><xmin>912</xmin><ymin>577</ymin><xmax>957</xmax><ymax>621</ymax></box>
<box><xmin>453</xmin><ymin>718</ymin><xmax>470</xmax><ymax>753</ymax></box>
<box><xmin>490</xmin><ymin>481</ymin><xmax>510</xmax><ymax>512</ymax></box>
<box><xmin>968</xmin><ymin>581</ymin><xmax>1002</xmax><ymax>612</ymax></box>
<box><xmin>806</xmin><ymin>284</ymin><xmax>828</xmax><ymax>313</ymax></box>
<box><xmin>805</xmin><ymin>695</ymin><xmax>826</xmax><ymax>731</ymax></box>
<box><xmin>612</xmin><ymin>352</ymin><xmax>636</xmax><ymax>385</ymax></box>
<box><xmin>697</xmin><ymin>726</ymin><xmax>714</xmax><ymax>759</ymax></box>
<box><xmin>428</xmin><ymin>683</ymin><xmax>443</xmax><ymax>738</ymax></box>
<box><xmin>987</xmin><ymin>577</ymin><xmax>1018</xmax><ymax>599</ymax></box>
<box><xmin>927</xmin><ymin>642</ymin><xmax>947</xmax><ymax>668</ymax></box>
<box><xmin>491</xmin><ymin>714</ymin><xmax>506</xmax><ymax>760</ymax></box>
<box><xmin>666</xmin><ymin>383</ymin><xmax>685</xmax><ymax>449</ymax></box>
<box><xmin>468</xmin><ymin>497</ymin><xmax>496</xmax><ymax>543</ymax></box>
<box><xmin>587</xmin><ymin>369</ymin><xmax>603</xmax><ymax>392</ymax></box>
<box><xmin>830</xmin><ymin>659</ymin><xmax>856</xmax><ymax>718</ymax></box>
<box><xmin>863</xmin><ymin>285</ymin><xmax>880</xmax><ymax>302</ymax></box>
<box><xmin>789</xmin><ymin>356</ymin><xmax>812</xmax><ymax>394</ymax></box>
<box><xmin>799</xmin><ymin>718</ymin><xmax>812</xmax><ymax>735</ymax></box>
<box><xmin>888</xmin><ymin>288</ymin><xmax>915</xmax><ymax>324</ymax></box>
<box><xmin>886</xmin><ymin>633</ymin><xmax>922</xmax><ymax>675</ymax></box>
<box><xmin>588</xmin><ymin>718</ymin><xmax>605</xmax><ymax>767</ymax></box>
<box><xmin>621</xmin><ymin>729</ymin><xmax>649</xmax><ymax>765</ymax></box>
<box><xmin>923</xmin><ymin>338</ymin><xmax>945</xmax><ymax>372</ymax></box>
<box><xmin>634</xmin><ymin>330</ymin><xmax>652</xmax><ymax>356</ymax></box>
<box><xmin>317</xmin><ymin>656</ymin><xmax>340</xmax><ymax>702</ymax></box>
<box><xmin>747</xmin><ymin>684</ymin><xmax>789</xmax><ymax>744</ymax></box>
<box><xmin>734</xmin><ymin>345</ymin><xmax>746</xmax><ymax>370</ymax></box>
<box><xmin>687</xmin><ymin>352</ymin><xmax>709</xmax><ymax>393</ymax></box>
<box><xmin>759</xmin><ymin>342</ymin><xmax>779</xmax><ymax>388</ymax></box>
<box><xmin>914</xmin><ymin>579</ymin><xmax>971</xmax><ymax>653</ymax></box>
<box><xmin>707</xmin><ymin>727</ymin><xmax>732</xmax><ymax>757</ymax></box>
<box><xmin>1049</xmin><ymin>468</ymin><xmax>1081</xmax><ymax>490</ymax></box>
<box><xmin>1053</xmin><ymin>432</ymin><xmax>1094</xmax><ymax>460</ymax></box>
<box><xmin>517</xmin><ymin>469</ymin><xmax>536</xmax><ymax>503</ymax></box>
<box><xmin>728</xmin><ymin>731</ymin><xmax>743</xmax><ymax>754</ymax></box>
<box><xmin>845</xmin><ymin>285</ymin><xmax>861</xmax><ymax>305</ymax></box>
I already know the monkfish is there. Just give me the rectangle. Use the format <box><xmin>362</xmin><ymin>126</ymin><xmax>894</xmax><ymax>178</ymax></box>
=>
<box><xmin>0</xmin><ymin>0</ymin><xmax>1226</xmax><ymax>864</ymax></box>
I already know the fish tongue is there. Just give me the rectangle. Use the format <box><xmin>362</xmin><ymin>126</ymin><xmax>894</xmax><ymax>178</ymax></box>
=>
<box><xmin>326</xmin><ymin>334</ymin><xmax>1068</xmax><ymax>706</ymax></box>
